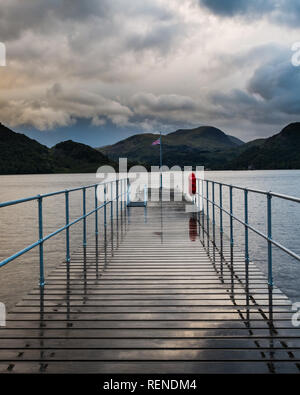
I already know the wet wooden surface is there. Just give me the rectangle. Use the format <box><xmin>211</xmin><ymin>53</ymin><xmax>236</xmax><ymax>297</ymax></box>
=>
<box><xmin>0</xmin><ymin>196</ymin><xmax>300</xmax><ymax>373</ymax></box>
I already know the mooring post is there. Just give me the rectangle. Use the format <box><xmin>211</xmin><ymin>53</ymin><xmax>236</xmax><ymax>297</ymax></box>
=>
<box><xmin>267</xmin><ymin>193</ymin><xmax>273</xmax><ymax>287</ymax></box>
<box><xmin>38</xmin><ymin>195</ymin><xmax>45</xmax><ymax>287</ymax></box>
<box><xmin>65</xmin><ymin>190</ymin><xmax>70</xmax><ymax>263</ymax></box>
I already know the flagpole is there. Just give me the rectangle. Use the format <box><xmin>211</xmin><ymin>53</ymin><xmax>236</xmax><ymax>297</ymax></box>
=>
<box><xmin>160</xmin><ymin>131</ymin><xmax>162</xmax><ymax>189</ymax></box>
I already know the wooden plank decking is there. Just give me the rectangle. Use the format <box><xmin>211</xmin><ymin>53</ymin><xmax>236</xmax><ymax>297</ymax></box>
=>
<box><xmin>0</xmin><ymin>196</ymin><xmax>300</xmax><ymax>373</ymax></box>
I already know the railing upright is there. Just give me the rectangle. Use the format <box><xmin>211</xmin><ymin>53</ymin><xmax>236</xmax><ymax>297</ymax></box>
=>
<box><xmin>219</xmin><ymin>184</ymin><xmax>223</xmax><ymax>235</ymax></box>
<box><xmin>38</xmin><ymin>196</ymin><xmax>45</xmax><ymax>287</ymax></box>
<box><xmin>229</xmin><ymin>185</ymin><xmax>234</xmax><ymax>247</ymax></box>
<box><xmin>267</xmin><ymin>193</ymin><xmax>273</xmax><ymax>287</ymax></box>
<box><xmin>202</xmin><ymin>179</ymin><xmax>205</xmax><ymax>241</ymax></box>
<box><xmin>83</xmin><ymin>187</ymin><xmax>87</xmax><ymax>247</ymax></box>
<box><xmin>244</xmin><ymin>189</ymin><xmax>249</xmax><ymax>277</ymax></box>
<box><xmin>120</xmin><ymin>179</ymin><xmax>123</xmax><ymax>212</ymax></box>
<box><xmin>206</xmin><ymin>180</ymin><xmax>209</xmax><ymax>236</ymax></box>
<box><xmin>110</xmin><ymin>182</ymin><xmax>113</xmax><ymax>224</ymax></box>
<box><xmin>219</xmin><ymin>183</ymin><xmax>224</xmax><ymax>276</ymax></box>
<box><xmin>212</xmin><ymin>181</ymin><xmax>215</xmax><ymax>245</ymax></box>
<box><xmin>116</xmin><ymin>179</ymin><xmax>119</xmax><ymax>223</ymax></box>
<box><xmin>104</xmin><ymin>186</ymin><xmax>107</xmax><ymax>229</ymax></box>
<box><xmin>94</xmin><ymin>185</ymin><xmax>98</xmax><ymax>236</ymax></box>
<box><xmin>65</xmin><ymin>190</ymin><xmax>70</xmax><ymax>263</ymax></box>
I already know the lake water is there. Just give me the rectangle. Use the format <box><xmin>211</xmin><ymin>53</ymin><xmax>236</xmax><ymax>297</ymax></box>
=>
<box><xmin>0</xmin><ymin>170</ymin><xmax>300</xmax><ymax>310</ymax></box>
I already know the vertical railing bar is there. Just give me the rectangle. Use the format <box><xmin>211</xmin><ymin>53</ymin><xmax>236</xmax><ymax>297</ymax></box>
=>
<box><xmin>212</xmin><ymin>181</ymin><xmax>215</xmax><ymax>245</ymax></box>
<box><xmin>202</xmin><ymin>179</ymin><xmax>205</xmax><ymax>241</ymax></box>
<box><xmin>244</xmin><ymin>189</ymin><xmax>249</xmax><ymax>274</ymax></box>
<box><xmin>219</xmin><ymin>184</ymin><xmax>223</xmax><ymax>278</ymax></box>
<box><xmin>120</xmin><ymin>178</ymin><xmax>123</xmax><ymax>212</ymax></box>
<box><xmin>219</xmin><ymin>184</ymin><xmax>223</xmax><ymax>234</ymax></box>
<box><xmin>116</xmin><ymin>179</ymin><xmax>119</xmax><ymax>224</ymax></box>
<box><xmin>110</xmin><ymin>181</ymin><xmax>113</xmax><ymax>223</ymax></box>
<box><xmin>104</xmin><ymin>186</ymin><xmax>107</xmax><ymax>228</ymax></box>
<box><xmin>38</xmin><ymin>195</ymin><xmax>45</xmax><ymax>287</ymax></box>
<box><xmin>206</xmin><ymin>180</ymin><xmax>209</xmax><ymax>235</ymax></box>
<box><xmin>229</xmin><ymin>185</ymin><xmax>234</xmax><ymax>246</ymax></box>
<box><xmin>65</xmin><ymin>190</ymin><xmax>70</xmax><ymax>263</ymax></box>
<box><xmin>94</xmin><ymin>185</ymin><xmax>98</xmax><ymax>236</ymax></box>
<box><xmin>197</xmin><ymin>179</ymin><xmax>200</xmax><ymax>222</ymax></box>
<box><xmin>83</xmin><ymin>187</ymin><xmax>87</xmax><ymax>247</ymax></box>
<box><xmin>267</xmin><ymin>193</ymin><xmax>273</xmax><ymax>287</ymax></box>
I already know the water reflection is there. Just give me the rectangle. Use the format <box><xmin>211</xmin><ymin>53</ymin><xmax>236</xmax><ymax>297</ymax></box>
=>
<box><xmin>189</xmin><ymin>216</ymin><xmax>198</xmax><ymax>242</ymax></box>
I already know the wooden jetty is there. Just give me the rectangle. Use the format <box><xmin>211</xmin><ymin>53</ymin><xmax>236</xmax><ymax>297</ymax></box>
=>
<box><xmin>0</xmin><ymin>193</ymin><xmax>299</xmax><ymax>373</ymax></box>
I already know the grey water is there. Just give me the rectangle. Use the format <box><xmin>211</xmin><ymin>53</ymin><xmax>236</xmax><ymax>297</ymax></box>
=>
<box><xmin>0</xmin><ymin>170</ymin><xmax>300</xmax><ymax>310</ymax></box>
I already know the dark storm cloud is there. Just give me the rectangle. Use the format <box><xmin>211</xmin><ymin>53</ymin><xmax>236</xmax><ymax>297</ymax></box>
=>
<box><xmin>248</xmin><ymin>57</ymin><xmax>300</xmax><ymax>114</ymax></box>
<box><xmin>199</xmin><ymin>0</ymin><xmax>275</xmax><ymax>17</ymax></box>
<box><xmin>199</xmin><ymin>0</ymin><xmax>300</xmax><ymax>27</ymax></box>
<box><xmin>211</xmin><ymin>50</ymin><xmax>300</xmax><ymax>128</ymax></box>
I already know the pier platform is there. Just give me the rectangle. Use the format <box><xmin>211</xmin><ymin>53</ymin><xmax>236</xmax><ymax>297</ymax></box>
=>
<box><xmin>0</xmin><ymin>196</ymin><xmax>299</xmax><ymax>374</ymax></box>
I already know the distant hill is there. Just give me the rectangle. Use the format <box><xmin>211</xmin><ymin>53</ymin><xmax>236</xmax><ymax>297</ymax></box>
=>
<box><xmin>0</xmin><ymin>123</ymin><xmax>53</xmax><ymax>174</ymax></box>
<box><xmin>227</xmin><ymin>123</ymin><xmax>300</xmax><ymax>170</ymax></box>
<box><xmin>0</xmin><ymin>123</ymin><xmax>116</xmax><ymax>174</ymax></box>
<box><xmin>99</xmin><ymin>126</ymin><xmax>244</xmax><ymax>168</ymax></box>
<box><xmin>50</xmin><ymin>140</ymin><xmax>116</xmax><ymax>173</ymax></box>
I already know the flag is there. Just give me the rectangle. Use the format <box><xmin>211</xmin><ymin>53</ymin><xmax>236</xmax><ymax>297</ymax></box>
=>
<box><xmin>152</xmin><ymin>138</ymin><xmax>160</xmax><ymax>146</ymax></box>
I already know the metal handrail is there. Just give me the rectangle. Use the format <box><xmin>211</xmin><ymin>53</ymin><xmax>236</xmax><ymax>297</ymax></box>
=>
<box><xmin>0</xmin><ymin>178</ymin><xmax>129</xmax><ymax>286</ymax></box>
<box><xmin>196</xmin><ymin>178</ymin><xmax>300</xmax><ymax>287</ymax></box>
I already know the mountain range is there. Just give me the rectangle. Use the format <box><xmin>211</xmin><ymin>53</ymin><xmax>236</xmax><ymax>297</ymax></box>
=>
<box><xmin>1</xmin><ymin>121</ymin><xmax>300</xmax><ymax>174</ymax></box>
<box><xmin>99</xmin><ymin>126</ymin><xmax>244</xmax><ymax>169</ymax></box>
<box><xmin>99</xmin><ymin>123</ymin><xmax>300</xmax><ymax>170</ymax></box>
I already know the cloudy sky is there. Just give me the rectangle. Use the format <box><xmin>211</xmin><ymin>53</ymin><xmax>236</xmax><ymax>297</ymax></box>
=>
<box><xmin>0</xmin><ymin>0</ymin><xmax>300</xmax><ymax>147</ymax></box>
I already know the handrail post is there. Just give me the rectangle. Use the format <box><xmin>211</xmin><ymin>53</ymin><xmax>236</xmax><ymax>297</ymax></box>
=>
<box><xmin>65</xmin><ymin>191</ymin><xmax>70</xmax><ymax>263</ymax></box>
<box><xmin>38</xmin><ymin>196</ymin><xmax>45</xmax><ymax>287</ymax></box>
<box><xmin>94</xmin><ymin>185</ymin><xmax>98</xmax><ymax>236</ymax></box>
<box><xmin>197</xmin><ymin>179</ymin><xmax>200</xmax><ymax>221</ymax></box>
<box><xmin>201</xmin><ymin>179</ymin><xmax>205</xmax><ymax>241</ymax></box>
<box><xmin>120</xmin><ymin>179</ymin><xmax>123</xmax><ymax>212</ymax></box>
<box><xmin>244</xmin><ymin>189</ymin><xmax>249</xmax><ymax>276</ymax></box>
<box><xmin>127</xmin><ymin>179</ymin><xmax>130</xmax><ymax>206</ymax></box>
<box><xmin>206</xmin><ymin>180</ymin><xmax>209</xmax><ymax>235</ymax></box>
<box><xmin>110</xmin><ymin>181</ymin><xmax>113</xmax><ymax>223</ymax></box>
<box><xmin>267</xmin><ymin>193</ymin><xmax>273</xmax><ymax>286</ymax></box>
<box><xmin>229</xmin><ymin>185</ymin><xmax>234</xmax><ymax>246</ymax></box>
<box><xmin>104</xmin><ymin>185</ymin><xmax>107</xmax><ymax>228</ymax></box>
<box><xmin>212</xmin><ymin>181</ymin><xmax>215</xmax><ymax>245</ymax></box>
<box><xmin>219</xmin><ymin>184</ymin><xmax>223</xmax><ymax>235</ymax></box>
<box><xmin>116</xmin><ymin>179</ymin><xmax>119</xmax><ymax>223</ymax></box>
<box><xmin>219</xmin><ymin>183</ymin><xmax>224</xmax><ymax>276</ymax></box>
<box><xmin>83</xmin><ymin>187</ymin><xmax>87</xmax><ymax>247</ymax></box>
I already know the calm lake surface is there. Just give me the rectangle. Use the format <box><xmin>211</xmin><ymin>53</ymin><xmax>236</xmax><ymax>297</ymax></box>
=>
<box><xmin>0</xmin><ymin>170</ymin><xmax>300</xmax><ymax>310</ymax></box>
